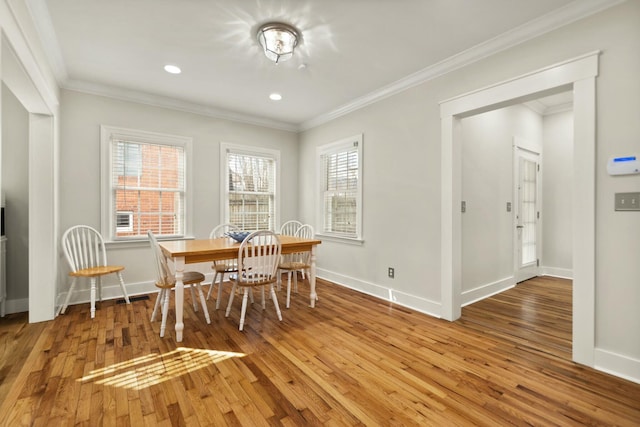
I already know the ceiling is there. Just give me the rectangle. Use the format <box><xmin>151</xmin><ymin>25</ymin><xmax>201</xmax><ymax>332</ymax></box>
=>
<box><xmin>27</xmin><ymin>0</ymin><xmax>613</xmax><ymax>131</ymax></box>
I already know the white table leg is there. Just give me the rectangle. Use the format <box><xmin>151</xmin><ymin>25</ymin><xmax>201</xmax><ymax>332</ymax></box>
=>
<box><xmin>309</xmin><ymin>245</ymin><xmax>317</xmax><ymax>308</ymax></box>
<box><xmin>174</xmin><ymin>256</ymin><xmax>185</xmax><ymax>342</ymax></box>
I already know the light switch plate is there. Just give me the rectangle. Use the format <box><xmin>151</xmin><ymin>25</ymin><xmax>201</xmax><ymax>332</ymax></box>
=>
<box><xmin>615</xmin><ymin>192</ymin><xmax>640</xmax><ymax>211</ymax></box>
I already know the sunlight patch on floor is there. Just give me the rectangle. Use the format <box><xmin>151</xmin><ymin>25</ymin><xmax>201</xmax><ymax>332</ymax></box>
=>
<box><xmin>78</xmin><ymin>347</ymin><xmax>245</xmax><ymax>390</ymax></box>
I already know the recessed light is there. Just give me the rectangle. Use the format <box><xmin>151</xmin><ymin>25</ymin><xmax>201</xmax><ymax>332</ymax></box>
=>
<box><xmin>269</xmin><ymin>93</ymin><xmax>282</xmax><ymax>101</ymax></box>
<box><xmin>164</xmin><ymin>65</ymin><xmax>181</xmax><ymax>74</ymax></box>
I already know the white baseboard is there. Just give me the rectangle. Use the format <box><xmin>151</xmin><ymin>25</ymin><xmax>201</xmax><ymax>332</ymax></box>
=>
<box><xmin>541</xmin><ymin>266</ymin><xmax>573</xmax><ymax>279</ymax></box>
<box><xmin>594</xmin><ymin>348</ymin><xmax>640</xmax><ymax>385</ymax></box>
<box><xmin>55</xmin><ymin>271</ymin><xmax>218</xmax><ymax>313</ymax></box>
<box><xmin>317</xmin><ymin>268</ymin><xmax>441</xmax><ymax>318</ymax></box>
<box><xmin>1</xmin><ymin>297</ymin><xmax>29</xmax><ymax>315</ymax></box>
<box><xmin>461</xmin><ymin>276</ymin><xmax>515</xmax><ymax>306</ymax></box>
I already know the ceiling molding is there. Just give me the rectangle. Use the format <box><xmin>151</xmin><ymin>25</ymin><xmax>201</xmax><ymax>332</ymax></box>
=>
<box><xmin>543</xmin><ymin>102</ymin><xmax>574</xmax><ymax>116</ymax></box>
<box><xmin>62</xmin><ymin>79</ymin><xmax>299</xmax><ymax>132</ymax></box>
<box><xmin>26</xmin><ymin>0</ymin><xmax>624</xmax><ymax>133</ymax></box>
<box><xmin>299</xmin><ymin>0</ymin><xmax>624</xmax><ymax>131</ymax></box>
<box><xmin>25</xmin><ymin>0</ymin><xmax>67</xmax><ymax>82</ymax></box>
<box><xmin>524</xmin><ymin>99</ymin><xmax>573</xmax><ymax>116</ymax></box>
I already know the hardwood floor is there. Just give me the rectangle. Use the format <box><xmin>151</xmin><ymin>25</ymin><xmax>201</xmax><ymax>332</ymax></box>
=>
<box><xmin>0</xmin><ymin>276</ymin><xmax>639</xmax><ymax>426</ymax></box>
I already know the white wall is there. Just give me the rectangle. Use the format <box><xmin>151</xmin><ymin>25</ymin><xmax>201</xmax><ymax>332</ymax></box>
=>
<box><xmin>299</xmin><ymin>1</ymin><xmax>640</xmax><ymax>381</ymax></box>
<box><xmin>542</xmin><ymin>111</ymin><xmax>573</xmax><ymax>276</ymax></box>
<box><xmin>58</xmin><ymin>90</ymin><xmax>299</xmax><ymax>299</ymax></box>
<box><xmin>4</xmin><ymin>0</ymin><xmax>638</xmax><ymax>382</ymax></box>
<box><xmin>460</xmin><ymin>105</ymin><xmax>543</xmax><ymax>301</ymax></box>
<box><xmin>1</xmin><ymin>83</ymin><xmax>29</xmax><ymax>312</ymax></box>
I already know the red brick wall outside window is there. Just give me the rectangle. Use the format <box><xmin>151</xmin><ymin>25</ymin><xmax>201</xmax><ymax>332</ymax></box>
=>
<box><xmin>114</xmin><ymin>142</ymin><xmax>184</xmax><ymax>238</ymax></box>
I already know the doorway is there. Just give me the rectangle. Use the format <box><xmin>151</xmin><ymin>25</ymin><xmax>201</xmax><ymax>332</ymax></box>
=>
<box><xmin>440</xmin><ymin>52</ymin><xmax>598</xmax><ymax>366</ymax></box>
<box><xmin>514</xmin><ymin>146</ymin><xmax>540</xmax><ymax>283</ymax></box>
<box><xmin>2</xmin><ymin>32</ymin><xmax>58</xmax><ymax>323</ymax></box>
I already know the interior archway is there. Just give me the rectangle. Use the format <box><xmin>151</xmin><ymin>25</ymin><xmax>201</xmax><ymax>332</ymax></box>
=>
<box><xmin>440</xmin><ymin>52</ymin><xmax>598</xmax><ymax>366</ymax></box>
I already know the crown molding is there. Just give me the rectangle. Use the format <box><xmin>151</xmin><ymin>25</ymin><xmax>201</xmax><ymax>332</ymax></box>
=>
<box><xmin>25</xmin><ymin>0</ymin><xmax>67</xmax><ymax>82</ymax></box>
<box><xmin>524</xmin><ymin>99</ymin><xmax>574</xmax><ymax>116</ymax></box>
<box><xmin>299</xmin><ymin>0</ymin><xmax>625</xmax><ymax>131</ymax></box>
<box><xmin>62</xmin><ymin>79</ymin><xmax>299</xmax><ymax>132</ymax></box>
<box><xmin>25</xmin><ymin>0</ymin><xmax>624</xmax><ymax>133</ymax></box>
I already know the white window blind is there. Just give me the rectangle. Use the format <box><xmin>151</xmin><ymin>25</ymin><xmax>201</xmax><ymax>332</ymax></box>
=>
<box><xmin>318</xmin><ymin>134</ymin><xmax>362</xmax><ymax>240</ymax></box>
<box><xmin>101</xmin><ymin>126</ymin><xmax>191</xmax><ymax>240</ymax></box>
<box><xmin>222</xmin><ymin>145</ymin><xmax>278</xmax><ymax>231</ymax></box>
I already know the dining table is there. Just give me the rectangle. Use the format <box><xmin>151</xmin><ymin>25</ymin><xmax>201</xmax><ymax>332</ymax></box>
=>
<box><xmin>159</xmin><ymin>234</ymin><xmax>322</xmax><ymax>342</ymax></box>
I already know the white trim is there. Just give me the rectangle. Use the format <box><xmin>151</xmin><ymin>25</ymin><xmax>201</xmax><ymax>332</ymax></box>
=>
<box><xmin>440</xmin><ymin>52</ymin><xmax>599</xmax><ymax>368</ymax></box>
<box><xmin>316</xmin><ymin>134</ymin><xmax>363</xmax><ymax>241</ymax></box>
<box><xmin>461</xmin><ymin>276</ymin><xmax>515</xmax><ymax>307</ymax></box>
<box><xmin>56</xmin><ymin>279</ymin><xmax>157</xmax><ymax>309</ymax></box>
<box><xmin>24</xmin><ymin>0</ymin><xmax>68</xmax><ymax>82</ymax></box>
<box><xmin>2</xmin><ymin>298</ymin><xmax>29</xmax><ymax>315</ymax></box>
<box><xmin>317</xmin><ymin>268</ymin><xmax>441</xmax><ymax>318</ymax></box>
<box><xmin>24</xmin><ymin>0</ymin><xmax>621</xmax><ymax>131</ymax></box>
<box><xmin>1</xmin><ymin>0</ymin><xmax>59</xmax><ymax>113</ymax></box>
<box><xmin>315</xmin><ymin>233</ymin><xmax>363</xmax><ymax>246</ymax></box>
<box><xmin>64</xmin><ymin>83</ymin><xmax>299</xmax><ymax>132</ymax></box>
<box><xmin>29</xmin><ymin>114</ymin><xmax>57</xmax><ymax>322</ymax></box>
<box><xmin>100</xmin><ymin>125</ymin><xmax>193</xmax><ymax>241</ymax></box>
<box><xmin>300</xmin><ymin>1</ymin><xmax>622</xmax><ymax>130</ymax></box>
<box><xmin>541</xmin><ymin>267</ymin><xmax>573</xmax><ymax>279</ymax></box>
<box><xmin>594</xmin><ymin>349</ymin><xmax>640</xmax><ymax>385</ymax></box>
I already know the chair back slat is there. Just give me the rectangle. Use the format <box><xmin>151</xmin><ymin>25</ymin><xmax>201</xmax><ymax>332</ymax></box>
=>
<box><xmin>209</xmin><ymin>223</ymin><xmax>240</xmax><ymax>239</ymax></box>
<box><xmin>147</xmin><ymin>231</ymin><xmax>173</xmax><ymax>286</ymax></box>
<box><xmin>237</xmin><ymin>230</ymin><xmax>281</xmax><ymax>285</ymax></box>
<box><xmin>290</xmin><ymin>224</ymin><xmax>314</xmax><ymax>264</ymax></box>
<box><xmin>62</xmin><ymin>225</ymin><xmax>108</xmax><ymax>273</ymax></box>
<box><xmin>280</xmin><ymin>220</ymin><xmax>303</xmax><ymax>237</ymax></box>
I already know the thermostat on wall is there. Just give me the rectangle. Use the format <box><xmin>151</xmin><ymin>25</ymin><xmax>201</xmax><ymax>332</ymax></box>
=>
<box><xmin>607</xmin><ymin>155</ymin><xmax>640</xmax><ymax>175</ymax></box>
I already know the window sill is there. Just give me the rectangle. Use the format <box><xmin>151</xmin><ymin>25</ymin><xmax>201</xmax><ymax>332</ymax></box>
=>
<box><xmin>315</xmin><ymin>233</ymin><xmax>364</xmax><ymax>246</ymax></box>
<box><xmin>105</xmin><ymin>235</ymin><xmax>195</xmax><ymax>249</ymax></box>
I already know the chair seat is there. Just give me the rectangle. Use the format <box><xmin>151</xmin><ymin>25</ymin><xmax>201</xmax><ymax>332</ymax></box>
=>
<box><xmin>61</xmin><ymin>225</ymin><xmax>130</xmax><ymax>319</ymax></box>
<box><xmin>148</xmin><ymin>230</ymin><xmax>211</xmax><ymax>337</ymax></box>
<box><xmin>213</xmin><ymin>262</ymin><xmax>237</xmax><ymax>273</ymax></box>
<box><xmin>69</xmin><ymin>265</ymin><xmax>125</xmax><ymax>277</ymax></box>
<box><xmin>230</xmin><ymin>274</ymin><xmax>277</xmax><ymax>288</ymax></box>
<box><xmin>278</xmin><ymin>261</ymin><xmax>309</xmax><ymax>270</ymax></box>
<box><xmin>156</xmin><ymin>271</ymin><xmax>206</xmax><ymax>289</ymax></box>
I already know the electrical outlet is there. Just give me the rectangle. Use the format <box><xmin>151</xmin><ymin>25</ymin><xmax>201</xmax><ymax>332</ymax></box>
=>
<box><xmin>388</xmin><ymin>267</ymin><xmax>395</xmax><ymax>278</ymax></box>
<box><xmin>615</xmin><ymin>192</ymin><xmax>640</xmax><ymax>211</ymax></box>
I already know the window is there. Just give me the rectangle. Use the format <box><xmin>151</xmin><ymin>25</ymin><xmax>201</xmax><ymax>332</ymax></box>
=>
<box><xmin>220</xmin><ymin>143</ymin><xmax>279</xmax><ymax>231</ymax></box>
<box><xmin>317</xmin><ymin>134</ymin><xmax>363</xmax><ymax>241</ymax></box>
<box><xmin>101</xmin><ymin>126</ymin><xmax>192</xmax><ymax>240</ymax></box>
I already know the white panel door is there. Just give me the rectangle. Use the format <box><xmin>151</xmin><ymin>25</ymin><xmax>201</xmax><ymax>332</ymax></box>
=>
<box><xmin>515</xmin><ymin>148</ymin><xmax>540</xmax><ymax>283</ymax></box>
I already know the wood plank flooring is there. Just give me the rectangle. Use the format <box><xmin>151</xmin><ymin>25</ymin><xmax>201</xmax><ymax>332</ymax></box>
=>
<box><xmin>0</xmin><ymin>276</ymin><xmax>639</xmax><ymax>426</ymax></box>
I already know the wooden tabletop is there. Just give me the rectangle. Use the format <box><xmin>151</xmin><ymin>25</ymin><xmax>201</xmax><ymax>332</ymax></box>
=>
<box><xmin>159</xmin><ymin>235</ymin><xmax>322</xmax><ymax>264</ymax></box>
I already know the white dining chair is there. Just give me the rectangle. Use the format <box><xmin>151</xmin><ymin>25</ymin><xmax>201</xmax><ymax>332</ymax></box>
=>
<box><xmin>225</xmin><ymin>230</ymin><xmax>282</xmax><ymax>331</ymax></box>
<box><xmin>148</xmin><ymin>230</ymin><xmax>211</xmax><ymax>337</ymax></box>
<box><xmin>207</xmin><ymin>223</ymin><xmax>241</xmax><ymax>309</ymax></box>
<box><xmin>280</xmin><ymin>220</ymin><xmax>303</xmax><ymax>237</ymax></box>
<box><xmin>278</xmin><ymin>220</ymin><xmax>304</xmax><ymax>289</ymax></box>
<box><xmin>278</xmin><ymin>224</ymin><xmax>314</xmax><ymax>308</ymax></box>
<box><xmin>60</xmin><ymin>225</ymin><xmax>130</xmax><ymax>318</ymax></box>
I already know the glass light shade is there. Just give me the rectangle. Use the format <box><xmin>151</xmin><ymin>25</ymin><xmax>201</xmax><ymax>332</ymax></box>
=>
<box><xmin>257</xmin><ymin>23</ymin><xmax>299</xmax><ymax>64</ymax></box>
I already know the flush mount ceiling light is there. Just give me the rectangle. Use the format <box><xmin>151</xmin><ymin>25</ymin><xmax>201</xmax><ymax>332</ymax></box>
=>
<box><xmin>256</xmin><ymin>22</ymin><xmax>300</xmax><ymax>64</ymax></box>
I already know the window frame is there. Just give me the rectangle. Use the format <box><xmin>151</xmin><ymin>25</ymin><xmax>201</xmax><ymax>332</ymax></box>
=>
<box><xmin>100</xmin><ymin>125</ymin><xmax>193</xmax><ymax>242</ymax></box>
<box><xmin>316</xmin><ymin>134</ymin><xmax>363</xmax><ymax>243</ymax></box>
<box><xmin>219</xmin><ymin>142</ymin><xmax>280</xmax><ymax>231</ymax></box>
